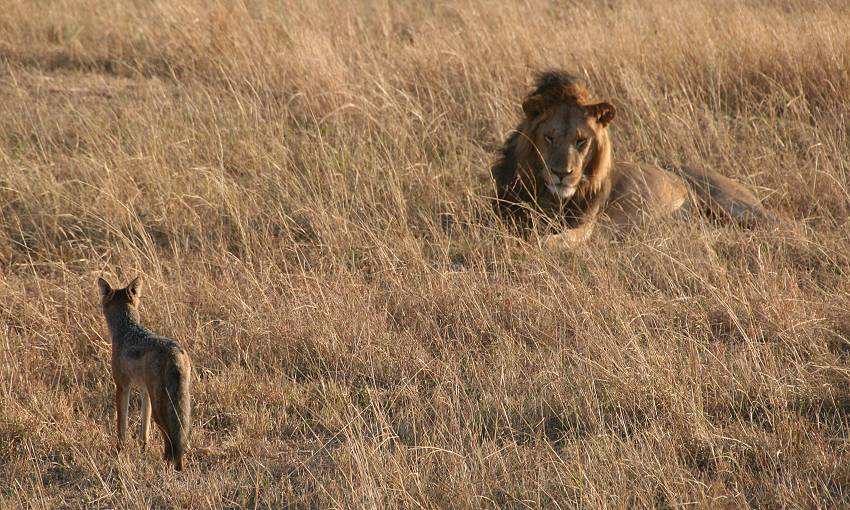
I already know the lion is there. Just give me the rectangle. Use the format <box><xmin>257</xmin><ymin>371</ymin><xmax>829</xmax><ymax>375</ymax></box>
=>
<box><xmin>491</xmin><ymin>71</ymin><xmax>777</xmax><ymax>247</ymax></box>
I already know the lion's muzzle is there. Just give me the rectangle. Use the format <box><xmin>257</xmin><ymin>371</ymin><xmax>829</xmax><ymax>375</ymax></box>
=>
<box><xmin>547</xmin><ymin>182</ymin><xmax>577</xmax><ymax>200</ymax></box>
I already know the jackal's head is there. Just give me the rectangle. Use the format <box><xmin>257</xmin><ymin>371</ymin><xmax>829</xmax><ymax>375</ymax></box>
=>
<box><xmin>97</xmin><ymin>276</ymin><xmax>143</xmax><ymax>311</ymax></box>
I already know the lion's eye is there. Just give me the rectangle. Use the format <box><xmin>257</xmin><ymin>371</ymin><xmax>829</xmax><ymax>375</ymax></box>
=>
<box><xmin>544</xmin><ymin>135</ymin><xmax>554</xmax><ymax>145</ymax></box>
<box><xmin>575</xmin><ymin>137</ymin><xmax>588</xmax><ymax>150</ymax></box>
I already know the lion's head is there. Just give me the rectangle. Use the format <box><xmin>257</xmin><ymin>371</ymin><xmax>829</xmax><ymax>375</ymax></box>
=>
<box><xmin>492</xmin><ymin>71</ymin><xmax>616</xmax><ymax>209</ymax></box>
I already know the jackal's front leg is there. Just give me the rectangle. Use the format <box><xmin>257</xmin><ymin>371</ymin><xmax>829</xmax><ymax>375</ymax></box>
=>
<box><xmin>140</xmin><ymin>391</ymin><xmax>151</xmax><ymax>451</ymax></box>
<box><xmin>115</xmin><ymin>385</ymin><xmax>130</xmax><ymax>451</ymax></box>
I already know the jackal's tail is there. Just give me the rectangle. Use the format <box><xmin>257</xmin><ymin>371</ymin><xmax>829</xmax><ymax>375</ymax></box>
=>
<box><xmin>663</xmin><ymin>164</ymin><xmax>779</xmax><ymax>229</ymax></box>
<box><xmin>163</xmin><ymin>349</ymin><xmax>191</xmax><ymax>471</ymax></box>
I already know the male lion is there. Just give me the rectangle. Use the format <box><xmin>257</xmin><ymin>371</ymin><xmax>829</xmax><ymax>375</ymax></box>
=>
<box><xmin>491</xmin><ymin>71</ymin><xmax>776</xmax><ymax>247</ymax></box>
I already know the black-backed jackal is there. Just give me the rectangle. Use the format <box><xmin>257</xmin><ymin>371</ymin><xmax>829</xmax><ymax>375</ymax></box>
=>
<box><xmin>97</xmin><ymin>276</ymin><xmax>191</xmax><ymax>470</ymax></box>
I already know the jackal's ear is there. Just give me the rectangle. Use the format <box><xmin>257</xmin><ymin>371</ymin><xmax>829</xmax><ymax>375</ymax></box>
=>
<box><xmin>97</xmin><ymin>277</ymin><xmax>112</xmax><ymax>299</ymax></box>
<box><xmin>127</xmin><ymin>276</ymin><xmax>143</xmax><ymax>299</ymax></box>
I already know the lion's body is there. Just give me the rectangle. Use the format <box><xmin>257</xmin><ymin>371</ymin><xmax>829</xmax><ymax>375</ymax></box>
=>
<box><xmin>605</xmin><ymin>163</ymin><xmax>689</xmax><ymax>228</ymax></box>
<box><xmin>491</xmin><ymin>71</ymin><xmax>775</xmax><ymax>246</ymax></box>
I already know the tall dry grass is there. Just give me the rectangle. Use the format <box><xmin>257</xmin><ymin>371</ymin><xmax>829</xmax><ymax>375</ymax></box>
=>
<box><xmin>1</xmin><ymin>0</ymin><xmax>849</xmax><ymax>507</ymax></box>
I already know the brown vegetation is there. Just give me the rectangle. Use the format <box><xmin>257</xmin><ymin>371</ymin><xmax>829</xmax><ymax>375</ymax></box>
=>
<box><xmin>1</xmin><ymin>0</ymin><xmax>849</xmax><ymax>507</ymax></box>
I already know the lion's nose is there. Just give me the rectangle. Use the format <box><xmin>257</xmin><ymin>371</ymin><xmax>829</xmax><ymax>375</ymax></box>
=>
<box><xmin>554</xmin><ymin>168</ymin><xmax>573</xmax><ymax>178</ymax></box>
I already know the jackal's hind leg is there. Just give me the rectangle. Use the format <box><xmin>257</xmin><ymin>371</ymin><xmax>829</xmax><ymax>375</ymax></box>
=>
<box><xmin>140</xmin><ymin>391</ymin><xmax>151</xmax><ymax>451</ymax></box>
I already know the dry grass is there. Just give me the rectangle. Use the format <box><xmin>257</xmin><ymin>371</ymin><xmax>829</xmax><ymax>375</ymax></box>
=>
<box><xmin>1</xmin><ymin>0</ymin><xmax>849</xmax><ymax>507</ymax></box>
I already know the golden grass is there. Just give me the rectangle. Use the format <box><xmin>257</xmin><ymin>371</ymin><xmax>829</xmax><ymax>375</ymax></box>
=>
<box><xmin>1</xmin><ymin>0</ymin><xmax>849</xmax><ymax>507</ymax></box>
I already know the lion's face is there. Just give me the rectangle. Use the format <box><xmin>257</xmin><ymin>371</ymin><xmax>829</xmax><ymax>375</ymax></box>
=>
<box><xmin>523</xmin><ymin>99</ymin><xmax>615</xmax><ymax>201</ymax></box>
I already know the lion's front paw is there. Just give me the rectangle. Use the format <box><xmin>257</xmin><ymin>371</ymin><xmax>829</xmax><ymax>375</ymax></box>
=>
<box><xmin>539</xmin><ymin>223</ymin><xmax>596</xmax><ymax>250</ymax></box>
<box><xmin>539</xmin><ymin>231</ymin><xmax>583</xmax><ymax>250</ymax></box>
<box><xmin>539</xmin><ymin>234</ymin><xmax>562</xmax><ymax>250</ymax></box>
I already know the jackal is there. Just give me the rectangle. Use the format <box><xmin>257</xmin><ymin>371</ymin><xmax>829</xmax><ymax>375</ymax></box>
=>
<box><xmin>97</xmin><ymin>276</ymin><xmax>192</xmax><ymax>470</ymax></box>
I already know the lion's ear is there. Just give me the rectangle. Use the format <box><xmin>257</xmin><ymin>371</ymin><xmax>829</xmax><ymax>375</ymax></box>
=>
<box><xmin>587</xmin><ymin>102</ymin><xmax>616</xmax><ymax>127</ymax></box>
<box><xmin>522</xmin><ymin>94</ymin><xmax>546</xmax><ymax>118</ymax></box>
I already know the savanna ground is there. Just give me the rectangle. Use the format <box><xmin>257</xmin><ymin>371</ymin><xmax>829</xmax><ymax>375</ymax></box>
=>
<box><xmin>1</xmin><ymin>0</ymin><xmax>849</xmax><ymax>508</ymax></box>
